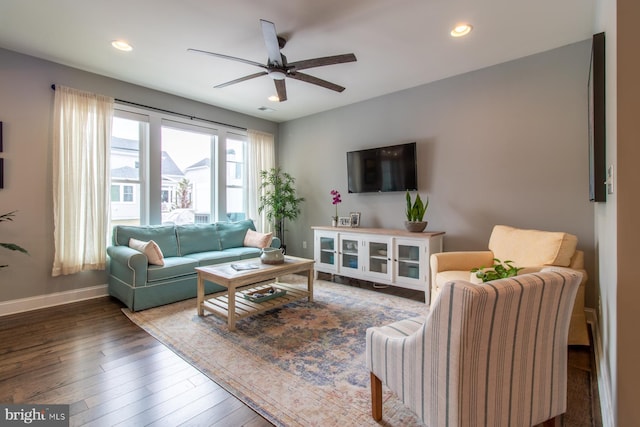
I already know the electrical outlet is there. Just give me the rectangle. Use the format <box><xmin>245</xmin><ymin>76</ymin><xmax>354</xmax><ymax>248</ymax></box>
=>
<box><xmin>302</xmin><ymin>241</ymin><xmax>307</xmax><ymax>249</ymax></box>
<box><xmin>606</xmin><ymin>165</ymin><xmax>614</xmax><ymax>194</ymax></box>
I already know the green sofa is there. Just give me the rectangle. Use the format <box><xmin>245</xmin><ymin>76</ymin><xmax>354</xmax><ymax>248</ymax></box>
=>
<box><xmin>107</xmin><ymin>219</ymin><xmax>280</xmax><ymax>311</ymax></box>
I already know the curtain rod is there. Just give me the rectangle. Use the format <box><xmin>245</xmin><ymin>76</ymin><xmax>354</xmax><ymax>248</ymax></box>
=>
<box><xmin>50</xmin><ymin>84</ymin><xmax>247</xmax><ymax>131</ymax></box>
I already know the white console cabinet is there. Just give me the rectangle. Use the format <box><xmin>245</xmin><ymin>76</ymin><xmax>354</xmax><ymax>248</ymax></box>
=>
<box><xmin>312</xmin><ymin>226</ymin><xmax>444</xmax><ymax>302</ymax></box>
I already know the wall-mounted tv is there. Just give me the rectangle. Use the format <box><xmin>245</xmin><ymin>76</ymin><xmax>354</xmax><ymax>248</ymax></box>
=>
<box><xmin>347</xmin><ymin>142</ymin><xmax>418</xmax><ymax>193</ymax></box>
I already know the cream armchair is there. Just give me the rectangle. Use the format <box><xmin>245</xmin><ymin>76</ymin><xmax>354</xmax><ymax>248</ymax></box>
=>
<box><xmin>366</xmin><ymin>269</ymin><xmax>582</xmax><ymax>426</ymax></box>
<box><xmin>430</xmin><ymin>225</ymin><xmax>589</xmax><ymax>345</ymax></box>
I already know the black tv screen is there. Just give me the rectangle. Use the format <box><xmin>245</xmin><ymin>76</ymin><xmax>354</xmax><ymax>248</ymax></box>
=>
<box><xmin>347</xmin><ymin>142</ymin><xmax>418</xmax><ymax>193</ymax></box>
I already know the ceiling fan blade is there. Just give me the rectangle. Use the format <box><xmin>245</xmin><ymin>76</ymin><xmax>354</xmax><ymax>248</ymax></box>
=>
<box><xmin>288</xmin><ymin>72</ymin><xmax>346</xmax><ymax>92</ymax></box>
<box><xmin>260</xmin><ymin>19</ymin><xmax>283</xmax><ymax>67</ymax></box>
<box><xmin>288</xmin><ymin>53</ymin><xmax>357</xmax><ymax>71</ymax></box>
<box><xmin>188</xmin><ymin>48</ymin><xmax>266</xmax><ymax>69</ymax></box>
<box><xmin>274</xmin><ymin>79</ymin><xmax>287</xmax><ymax>102</ymax></box>
<box><xmin>214</xmin><ymin>72</ymin><xmax>267</xmax><ymax>88</ymax></box>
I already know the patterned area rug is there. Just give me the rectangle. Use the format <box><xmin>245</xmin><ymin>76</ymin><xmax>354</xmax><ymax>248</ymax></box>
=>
<box><xmin>123</xmin><ymin>276</ymin><xmax>426</xmax><ymax>426</ymax></box>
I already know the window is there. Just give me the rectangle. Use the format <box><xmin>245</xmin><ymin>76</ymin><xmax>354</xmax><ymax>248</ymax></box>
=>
<box><xmin>110</xmin><ymin>112</ymin><xmax>147</xmax><ymax>226</ymax></box>
<box><xmin>110</xmin><ymin>184</ymin><xmax>134</xmax><ymax>203</ymax></box>
<box><xmin>123</xmin><ymin>185</ymin><xmax>134</xmax><ymax>202</ymax></box>
<box><xmin>111</xmin><ymin>185</ymin><xmax>120</xmax><ymax>202</ymax></box>
<box><xmin>110</xmin><ymin>105</ymin><xmax>249</xmax><ymax>227</ymax></box>
<box><xmin>226</xmin><ymin>135</ymin><xmax>247</xmax><ymax>221</ymax></box>
<box><xmin>161</xmin><ymin>122</ymin><xmax>216</xmax><ymax>225</ymax></box>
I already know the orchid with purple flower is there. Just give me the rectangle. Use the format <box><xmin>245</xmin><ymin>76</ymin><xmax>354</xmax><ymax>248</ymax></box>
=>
<box><xmin>330</xmin><ymin>189</ymin><xmax>342</xmax><ymax>221</ymax></box>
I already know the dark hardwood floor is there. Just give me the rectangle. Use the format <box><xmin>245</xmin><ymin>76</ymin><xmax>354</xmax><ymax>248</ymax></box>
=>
<box><xmin>0</xmin><ymin>296</ymin><xmax>272</xmax><ymax>426</ymax></box>
<box><xmin>0</xmin><ymin>276</ymin><xmax>601</xmax><ymax>426</ymax></box>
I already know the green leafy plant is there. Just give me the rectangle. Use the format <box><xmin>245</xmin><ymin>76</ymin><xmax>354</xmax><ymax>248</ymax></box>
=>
<box><xmin>1</xmin><ymin>211</ymin><xmax>29</xmax><ymax>269</ymax></box>
<box><xmin>471</xmin><ymin>258</ymin><xmax>523</xmax><ymax>282</ymax></box>
<box><xmin>405</xmin><ymin>190</ymin><xmax>428</xmax><ymax>222</ymax></box>
<box><xmin>258</xmin><ymin>167</ymin><xmax>305</xmax><ymax>250</ymax></box>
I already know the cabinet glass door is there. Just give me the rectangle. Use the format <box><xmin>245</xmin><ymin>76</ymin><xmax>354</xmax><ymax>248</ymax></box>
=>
<box><xmin>319</xmin><ymin>236</ymin><xmax>336</xmax><ymax>267</ymax></box>
<box><xmin>366</xmin><ymin>239</ymin><xmax>390</xmax><ymax>277</ymax></box>
<box><xmin>396</xmin><ymin>243</ymin><xmax>421</xmax><ymax>280</ymax></box>
<box><xmin>340</xmin><ymin>236</ymin><xmax>360</xmax><ymax>271</ymax></box>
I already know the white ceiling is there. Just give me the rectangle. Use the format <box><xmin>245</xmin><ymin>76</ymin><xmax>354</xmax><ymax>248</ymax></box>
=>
<box><xmin>0</xmin><ymin>0</ymin><xmax>594</xmax><ymax>123</ymax></box>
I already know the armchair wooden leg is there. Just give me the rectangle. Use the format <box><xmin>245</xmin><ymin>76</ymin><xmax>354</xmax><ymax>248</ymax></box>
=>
<box><xmin>371</xmin><ymin>372</ymin><xmax>382</xmax><ymax>421</ymax></box>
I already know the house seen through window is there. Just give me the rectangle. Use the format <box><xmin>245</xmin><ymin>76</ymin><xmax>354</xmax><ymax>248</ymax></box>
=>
<box><xmin>110</xmin><ymin>108</ymin><xmax>248</xmax><ymax>227</ymax></box>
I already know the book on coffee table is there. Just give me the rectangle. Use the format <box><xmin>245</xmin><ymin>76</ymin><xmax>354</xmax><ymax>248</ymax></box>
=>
<box><xmin>230</xmin><ymin>263</ymin><xmax>259</xmax><ymax>271</ymax></box>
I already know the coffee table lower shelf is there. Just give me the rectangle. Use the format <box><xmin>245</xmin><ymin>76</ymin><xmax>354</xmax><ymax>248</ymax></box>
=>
<box><xmin>201</xmin><ymin>282</ymin><xmax>310</xmax><ymax>325</ymax></box>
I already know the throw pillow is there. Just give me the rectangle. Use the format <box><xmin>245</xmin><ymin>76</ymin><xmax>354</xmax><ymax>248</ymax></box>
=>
<box><xmin>243</xmin><ymin>229</ymin><xmax>273</xmax><ymax>248</ymax></box>
<box><xmin>129</xmin><ymin>238</ymin><xmax>165</xmax><ymax>266</ymax></box>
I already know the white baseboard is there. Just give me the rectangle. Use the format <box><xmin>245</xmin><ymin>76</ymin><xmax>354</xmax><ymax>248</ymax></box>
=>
<box><xmin>585</xmin><ymin>307</ymin><xmax>614</xmax><ymax>427</ymax></box>
<box><xmin>0</xmin><ymin>284</ymin><xmax>109</xmax><ymax>317</ymax></box>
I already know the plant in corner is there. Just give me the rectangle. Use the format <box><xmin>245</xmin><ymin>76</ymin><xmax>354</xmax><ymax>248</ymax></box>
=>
<box><xmin>404</xmin><ymin>190</ymin><xmax>429</xmax><ymax>232</ymax></box>
<box><xmin>258</xmin><ymin>167</ymin><xmax>305</xmax><ymax>252</ymax></box>
<box><xmin>1</xmin><ymin>211</ymin><xmax>29</xmax><ymax>269</ymax></box>
<box><xmin>470</xmin><ymin>258</ymin><xmax>523</xmax><ymax>282</ymax></box>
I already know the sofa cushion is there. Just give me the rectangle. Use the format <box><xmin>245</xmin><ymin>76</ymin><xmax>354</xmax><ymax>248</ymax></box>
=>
<box><xmin>488</xmin><ymin>225</ymin><xmax>578</xmax><ymax>267</ymax></box>
<box><xmin>146</xmin><ymin>257</ymin><xmax>199</xmax><ymax>283</ymax></box>
<box><xmin>222</xmin><ymin>246</ymin><xmax>263</xmax><ymax>259</ymax></box>
<box><xmin>128</xmin><ymin>238</ymin><xmax>165</xmax><ymax>266</ymax></box>
<box><xmin>113</xmin><ymin>225</ymin><xmax>179</xmax><ymax>257</ymax></box>
<box><xmin>244</xmin><ymin>229</ymin><xmax>273</xmax><ymax>248</ymax></box>
<box><xmin>176</xmin><ymin>224</ymin><xmax>221</xmax><ymax>255</ymax></box>
<box><xmin>218</xmin><ymin>219</ymin><xmax>256</xmax><ymax>250</ymax></box>
<box><xmin>184</xmin><ymin>251</ymin><xmax>240</xmax><ymax>266</ymax></box>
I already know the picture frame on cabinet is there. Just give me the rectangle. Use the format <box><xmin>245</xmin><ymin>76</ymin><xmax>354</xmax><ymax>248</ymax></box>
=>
<box><xmin>349</xmin><ymin>212</ymin><xmax>361</xmax><ymax>227</ymax></box>
<box><xmin>337</xmin><ymin>216</ymin><xmax>351</xmax><ymax>227</ymax></box>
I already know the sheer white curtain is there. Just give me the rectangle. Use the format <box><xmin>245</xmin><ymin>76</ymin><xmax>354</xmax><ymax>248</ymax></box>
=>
<box><xmin>246</xmin><ymin>130</ymin><xmax>275</xmax><ymax>233</ymax></box>
<box><xmin>52</xmin><ymin>85</ymin><xmax>114</xmax><ymax>276</ymax></box>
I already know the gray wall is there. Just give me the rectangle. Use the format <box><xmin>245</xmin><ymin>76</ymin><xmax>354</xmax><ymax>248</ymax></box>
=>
<box><xmin>279</xmin><ymin>40</ymin><xmax>597</xmax><ymax>307</ymax></box>
<box><xmin>0</xmin><ymin>47</ymin><xmax>277</xmax><ymax>302</ymax></box>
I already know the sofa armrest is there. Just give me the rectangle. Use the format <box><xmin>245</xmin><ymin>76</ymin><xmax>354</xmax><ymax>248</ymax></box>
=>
<box><xmin>107</xmin><ymin>245</ymin><xmax>148</xmax><ymax>287</ymax></box>
<box><xmin>569</xmin><ymin>250</ymin><xmax>585</xmax><ymax>270</ymax></box>
<box><xmin>430</xmin><ymin>251</ymin><xmax>495</xmax><ymax>301</ymax></box>
<box><xmin>430</xmin><ymin>251</ymin><xmax>495</xmax><ymax>274</ymax></box>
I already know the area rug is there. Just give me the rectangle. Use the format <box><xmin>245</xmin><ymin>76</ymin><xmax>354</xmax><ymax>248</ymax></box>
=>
<box><xmin>123</xmin><ymin>276</ymin><xmax>426</xmax><ymax>427</ymax></box>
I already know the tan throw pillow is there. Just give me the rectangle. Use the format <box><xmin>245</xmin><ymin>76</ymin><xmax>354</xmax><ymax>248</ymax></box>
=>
<box><xmin>243</xmin><ymin>229</ymin><xmax>273</xmax><ymax>248</ymax></box>
<box><xmin>129</xmin><ymin>238</ymin><xmax>165</xmax><ymax>266</ymax></box>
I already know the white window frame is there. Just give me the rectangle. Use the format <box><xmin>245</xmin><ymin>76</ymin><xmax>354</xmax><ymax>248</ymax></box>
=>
<box><xmin>112</xmin><ymin>103</ymin><xmax>248</xmax><ymax>225</ymax></box>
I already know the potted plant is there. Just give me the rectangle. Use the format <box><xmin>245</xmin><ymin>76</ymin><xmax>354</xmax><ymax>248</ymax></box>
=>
<box><xmin>330</xmin><ymin>189</ymin><xmax>342</xmax><ymax>226</ymax></box>
<box><xmin>258</xmin><ymin>167</ymin><xmax>305</xmax><ymax>252</ymax></box>
<box><xmin>1</xmin><ymin>211</ymin><xmax>29</xmax><ymax>269</ymax></box>
<box><xmin>470</xmin><ymin>258</ymin><xmax>523</xmax><ymax>282</ymax></box>
<box><xmin>404</xmin><ymin>190</ymin><xmax>428</xmax><ymax>232</ymax></box>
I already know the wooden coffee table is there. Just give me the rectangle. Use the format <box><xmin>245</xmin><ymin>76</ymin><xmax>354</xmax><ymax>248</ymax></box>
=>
<box><xmin>195</xmin><ymin>256</ymin><xmax>315</xmax><ymax>331</ymax></box>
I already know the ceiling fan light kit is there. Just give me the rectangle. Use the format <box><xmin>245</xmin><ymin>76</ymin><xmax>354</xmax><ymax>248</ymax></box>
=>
<box><xmin>268</xmin><ymin>70</ymin><xmax>286</xmax><ymax>80</ymax></box>
<box><xmin>188</xmin><ymin>19</ymin><xmax>357</xmax><ymax>102</ymax></box>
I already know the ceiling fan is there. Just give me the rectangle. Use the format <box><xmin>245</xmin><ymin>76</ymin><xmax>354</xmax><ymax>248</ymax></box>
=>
<box><xmin>188</xmin><ymin>19</ymin><xmax>357</xmax><ymax>102</ymax></box>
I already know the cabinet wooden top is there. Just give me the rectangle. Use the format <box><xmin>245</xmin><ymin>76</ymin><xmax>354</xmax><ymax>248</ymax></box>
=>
<box><xmin>312</xmin><ymin>226</ymin><xmax>445</xmax><ymax>238</ymax></box>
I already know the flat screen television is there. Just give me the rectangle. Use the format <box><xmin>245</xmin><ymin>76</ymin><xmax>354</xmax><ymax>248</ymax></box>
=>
<box><xmin>347</xmin><ymin>142</ymin><xmax>418</xmax><ymax>193</ymax></box>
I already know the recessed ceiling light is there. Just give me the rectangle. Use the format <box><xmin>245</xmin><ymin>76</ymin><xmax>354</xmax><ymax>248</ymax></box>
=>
<box><xmin>268</xmin><ymin>95</ymin><xmax>280</xmax><ymax>102</ymax></box>
<box><xmin>450</xmin><ymin>24</ymin><xmax>473</xmax><ymax>38</ymax></box>
<box><xmin>258</xmin><ymin>106</ymin><xmax>276</xmax><ymax>112</ymax></box>
<box><xmin>111</xmin><ymin>40</ymin><xmax>133</xmax><ymax>51</ymax></box>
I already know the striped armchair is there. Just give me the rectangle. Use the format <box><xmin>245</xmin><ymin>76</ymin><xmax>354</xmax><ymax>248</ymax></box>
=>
<box><xmin>366</xmin><ymin>269</ymin><xmax>582</xmax><ymax>427</ymax></box>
